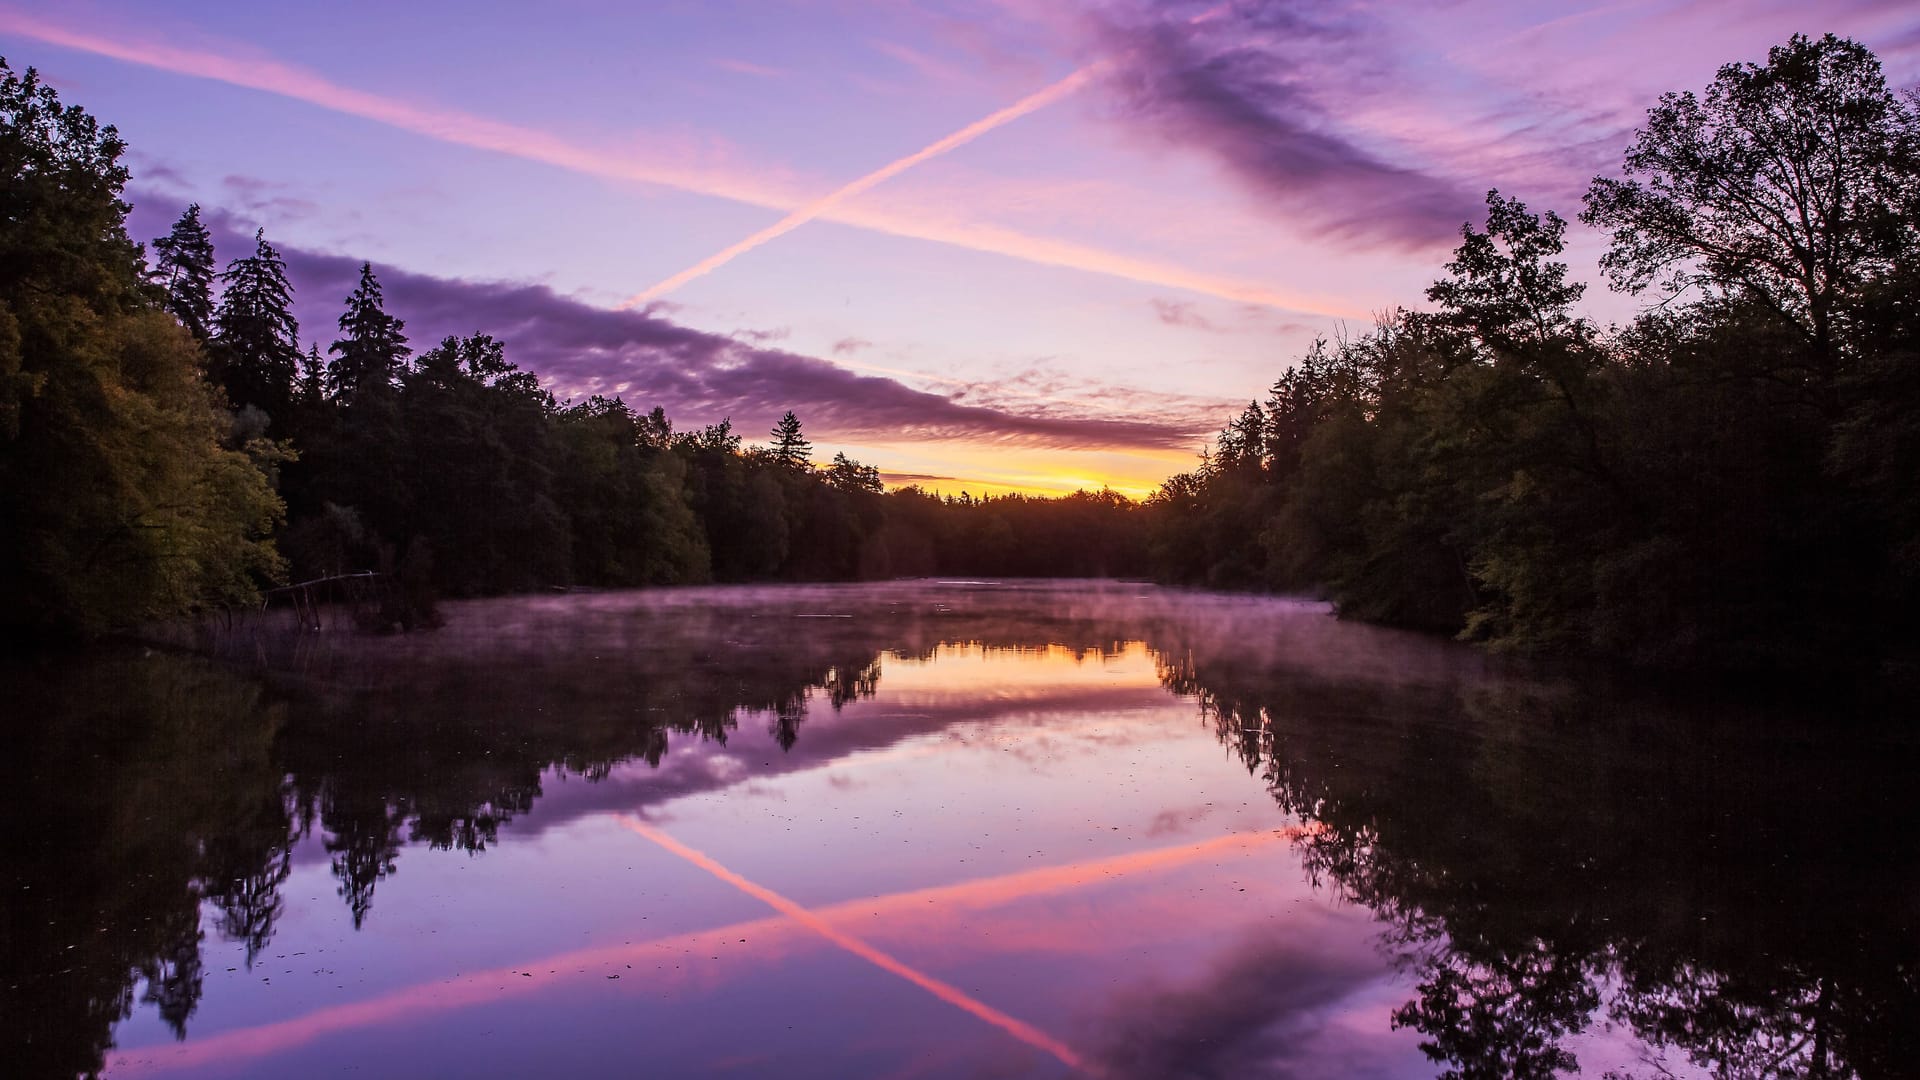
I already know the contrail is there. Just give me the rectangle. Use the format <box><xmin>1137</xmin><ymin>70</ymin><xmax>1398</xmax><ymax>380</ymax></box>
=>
<box><xmin>620</xmin><ymin>5</ymin><xmax>1242</xmax><ymax>307</ymax></box>
<box><xmin>619</xmin><ymin>62</ymin><xmax>1108</xmax><ymax>307</ymax></box>
<box><xmin>0</xmin><ymin>9</ymin><xmax>1363</xmax><ymax>317</ymax></box>
<box><xmin>617</xmin><ymin>814</ymin><xmax>1103</xmax><ymax>1075</ymax></box>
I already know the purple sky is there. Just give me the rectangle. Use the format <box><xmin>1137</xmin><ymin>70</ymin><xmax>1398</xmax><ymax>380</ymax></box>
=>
<box><xmin>7</xmin><ymin>0</ymin><xmax>1918</xmax><ymax>493</ymax></box>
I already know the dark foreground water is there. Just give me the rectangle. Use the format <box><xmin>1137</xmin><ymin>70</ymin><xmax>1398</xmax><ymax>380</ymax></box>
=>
<box><xmin>4</xmin><ymin>581</ymin><xmax>1915</xmax><ymax>1079</ymax></box>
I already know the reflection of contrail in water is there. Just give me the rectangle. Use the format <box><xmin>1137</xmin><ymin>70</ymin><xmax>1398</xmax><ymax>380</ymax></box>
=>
<box><xmin>619</xmin><ymin>62</ymin><xmax>1108</xmax><ymax>307</ymax></box>
<box><xmin>108</xmin><ymin>826</ymin><xmax>1308</xmax><ymax>1075</ymax></box>
<box><xmin>616</xmin><ymin>814</ymin><xmax>1101</xmax><ymax>1075</ymax></box>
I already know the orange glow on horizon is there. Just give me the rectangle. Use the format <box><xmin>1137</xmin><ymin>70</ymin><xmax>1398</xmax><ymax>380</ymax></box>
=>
<box><xmin>882</xmin><ymin>474</ymin><xmax>1158</xmax><ymax>501</ymax></box>
<box><xmin>878</xmin><ymin>641</ymin><xmax>1161</xmax><ymax>696</ymax></box>
<box><xmin>855</xmin><ymin>441</ymin><xmax>1195</xmax><ymax>501</ymax></box>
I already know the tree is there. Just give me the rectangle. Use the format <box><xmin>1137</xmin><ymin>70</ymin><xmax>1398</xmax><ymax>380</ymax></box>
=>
<box><xmin>211</xmin><ymin>228</ymin><xmax>300</xmax><ymax>424</ymax></box>
<box><xmin>1583</xmin><ymin>33</ymin><xmax>1920</xmax><ymax>393</ymax></box>
<box><xmin>1427</xmin><ymin>191</ymin><xmax>1589</xmax><ymax>356</ymax></box>
<box><xmin>0</xmin><ymin>59</ymin><xmax>284</xmax><ymax>637</ymax></box>
<box><xmin>398</xmin><ymin>334</ymin><xmax>569</xmax><ymax>593</ymax></box>
<box><xmin>296</xmin><ymin>342</ymin><xmax>325</xmax><ymax>406</ymax></box>
<box><xmin>150</xmin><ymin>203</ymin><xmax>215</xmax><ymax>340</ymax></box>
<box><xmin>554</xmin><ymin>396</ymin><xmax>709</xmax><ymax>586</ymax></box>
<box><xmin>326</xmin><ymin>262</ymin><xmax>409</xmax><ymax>400</ymax></box>
<box><xmin>0</xmin><ymin>59</ymin><xmax>140</xmax><ymax>440</ymax></box>
<box><xmin>768</xmin><ymin>410</ymin><xmax>811</xmax><ymax>470</ymax></box>
<box><xmin>826</xmin><ymin>451</ymin><xmax>882</xmax><ymax>494</ymax></box>
<box><xmin>1211</xmin><ymin>401</ymin><xmax>1267</xmax><ymax>475</ymax></box>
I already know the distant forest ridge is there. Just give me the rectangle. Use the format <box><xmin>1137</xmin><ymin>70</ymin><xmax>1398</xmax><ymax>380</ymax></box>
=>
<box><xmin>2</xmin><ymin>33</ymin><xmax>1917</xmax><ymax>674</ymax></box>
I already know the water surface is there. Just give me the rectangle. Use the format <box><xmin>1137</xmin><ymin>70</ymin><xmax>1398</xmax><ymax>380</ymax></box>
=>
<box><xmin>5</xmin><ymin>582</ymin><xmax>1915</xmax><ymax>1078</ymax></box>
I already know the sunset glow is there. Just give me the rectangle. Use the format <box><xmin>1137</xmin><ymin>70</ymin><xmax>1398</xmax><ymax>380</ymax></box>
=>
<box><xmin>8</xmin><ymin>1</ymin><xmax>1918</xmax><ymax>493</ymax></box>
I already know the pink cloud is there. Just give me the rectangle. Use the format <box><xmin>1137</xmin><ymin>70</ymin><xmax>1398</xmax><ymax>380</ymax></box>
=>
<box><xmin>1</xmin><ymin>7</ymin><xmax>1354</xmax><ymax>316</ymax></box>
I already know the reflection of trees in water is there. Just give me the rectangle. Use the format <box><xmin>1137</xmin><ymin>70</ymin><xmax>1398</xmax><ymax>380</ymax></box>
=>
<box><xmin>7</xmin><ymin>589</ymin><xmax>1181</xmax><ymax>1075</ymax></box>
<box><xmin>1165</xmin><ymin>650</ymin><xmax>1920</xmax><ymax>1079</ymax></box>
<box><xmin>0</xmin><ymin>635</ymin><xmax>891</xmax><ymax>1074</ymax></box>
<box><xmin>1</xmin><ymin>655</ymin><xmax>296</xmax><ymax>1078</ymax></box>
<box><xmin>15</xmin><ymin>586</ymin><xmax>1917</xmax><ymax>1079</ymax></box>
<box><xmin>280</xmin><ymin>639</ymin><xmax>895</xmax><ymax>925</ymax></box>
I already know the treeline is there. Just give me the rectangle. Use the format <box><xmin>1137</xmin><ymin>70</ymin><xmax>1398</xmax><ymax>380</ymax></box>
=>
<box><xmin>0</xmin><ymin>56</ymin><xmax>1145</xmax><ymax>640</ymax></box>
<box><xmin>147</xmin><ymin>213</ymin><xmax>1151</xmax><ymax>608</ymax></box>
<box><xmin>1149</xmin><ymin>34</ymin><xmax>1920</xmax><ymax>674</ymax></box>
<box><xmin>10</xmin><ymin>34</ymin><xmax>1919</xmax><ymax>673</ymax></box>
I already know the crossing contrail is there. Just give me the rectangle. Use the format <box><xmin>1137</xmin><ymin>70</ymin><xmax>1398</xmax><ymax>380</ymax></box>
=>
<box><xmin>616</xmin><ymin>814</ymin><xmax>1103</xmax><ymax>1075</ymax></box>
<box><xmin>3</xmin><ymin>8</ymin><xmax>1359</xmax><ymax>317</ymax></box>
<box><xmin>618</xmin><ymin>61</ymin><xmax>1108</xmax><ymax>307</ymax></box>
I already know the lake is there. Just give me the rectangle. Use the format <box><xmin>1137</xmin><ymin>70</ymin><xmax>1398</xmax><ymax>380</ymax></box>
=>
<box><xmin>5</xmin><ymin>581</ymin><xmax>1915</xmax><ymax>1078</ymax></box>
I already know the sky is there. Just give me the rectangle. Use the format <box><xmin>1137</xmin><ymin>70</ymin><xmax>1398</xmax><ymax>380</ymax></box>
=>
<box><xmin>6</xmin><ymin>0</ymin><xmax>1919</xmax><ymax>496</ymax></box>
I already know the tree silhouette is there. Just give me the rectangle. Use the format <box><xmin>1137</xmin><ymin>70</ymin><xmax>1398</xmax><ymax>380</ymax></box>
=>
<box><xmin>1147</xmin><ymin>33</ymin><xmax>1920</xmax><ymax>672</ymax></box>
<box><xmin>769</xmin><ymin>410</ymin><xmax>811</xmax><ymax>470</ymax></box>
<box><xmin>326</xmin><ymin>262</ymin><xmax>410</xmax><ymax>401</ymax></box>
<box><xmin>1583</xmin><ymin>33</ymin><xmax>1920</xmax><ymax>396</ymax></box>
<box><xmin>0</xmin><ymin>60</ymin><xmax>285</xmax><ymax>638</ymax></box>
<box><xmin>151</xmin><ymin>203</ymin><xmax>215</xmax><ymax>340</ymax></box>
<box><xmin>212</xmin><ymin>228</ymin><xmax>301</xmax><ymax>425</ymax></box>
<box><xmin>826</xmin><ymin>451</ymin><xmax>883</xmax><ymax>494</ymax></box>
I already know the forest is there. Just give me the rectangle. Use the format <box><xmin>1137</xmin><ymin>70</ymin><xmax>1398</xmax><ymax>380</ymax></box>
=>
<box><xmin>2</xmin><ymin>33</ymin><xmax>1916</xmax><ymax>673</ymax></box>
<box><xmin>1154</xmin><ymin>33</ymin><xmax>1920</xmax><ymax>674</ymax></box>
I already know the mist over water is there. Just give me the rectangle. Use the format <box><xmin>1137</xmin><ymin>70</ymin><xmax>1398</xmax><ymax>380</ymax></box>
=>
<box><xmin>6</xmin><ymin>581</ymin><xmax>1914</xmax><ymax>1078</ymax></box>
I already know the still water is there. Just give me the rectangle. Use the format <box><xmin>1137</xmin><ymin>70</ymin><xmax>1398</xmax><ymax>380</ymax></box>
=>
<box><xmin>5</xmin><ymin>581</ymin><xmax>1915</xmax><ymax>1078</ymax></box>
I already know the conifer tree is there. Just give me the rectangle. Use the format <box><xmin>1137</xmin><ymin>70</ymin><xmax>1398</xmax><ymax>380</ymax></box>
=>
<box><xmin>211</xmin><ymin>228</ymin><xmax>300</xmax><ymax>423</ymax></box>
<box><xmin>297</xmin><ymin>343</ymin><xmax>326</xmax><ymax>406</ymax></box>
<box><xmin>326</xmin><ymin>262</ymin><xmax>409</xmax><ymax>400</ymax></box>
<box><xmin>769</xmin><ymin>410</ymin><xmax>811</xmax><ymax>469</ymax></box>
<box><xmin>151</xmin><ymin>203</ymin><xmax>215</xmax><ymax>340</ymax></box>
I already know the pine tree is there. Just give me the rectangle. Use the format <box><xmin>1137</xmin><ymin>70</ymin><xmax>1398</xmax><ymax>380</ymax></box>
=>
<box><xmin>297</xmin><ymin>343</ymin><xmax>325</xmax><ymax>406</ymax></box>
<box><xmin>769</xmin><ymin>410</ymin><xmax>811</xmax><ymax>469</ymax></box>
<box><xmin>211</xmin><ymin>228</ymin><xmax>300</xmax><ymax>423</ymax></box>
<box><xmin>151</xmin><ymin>203</ymin><xmax>215</xmax><ymax>339</ymax></box>
<box><xmin>327</xmin><ymin>262</ymin><xmax>409</xmax><ymax>400</ymax></box>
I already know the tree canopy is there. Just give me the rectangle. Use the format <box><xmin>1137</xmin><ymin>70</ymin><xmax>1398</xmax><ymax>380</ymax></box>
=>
<box><xmin>1150</xmin><ymin>32</ymin><xmax>1920</xmax><ymax>674</ymax></box>
<box><xmin>768</xmin><ymin>410</ymin><xmax>811</xmax><ymax>470</ymax></box>
<box><xmin>5</xmin><ymin>31</ymin><xmax>1916</xmax><ymax>676</ymax></box>
<box><xmin>0</xmin><ymin>58</ymin><xmax>284</xmax><ymax>638</ymax></box>
<box><xmin>1583</xmin><ymin>33</ymin><xmax>1920</xmax><ymax>387</ymax></box>
<box><xmin>326</xmin><ymin>262</ymin><xmax>409</xmax><ymax>401</ymax></box>
<box><xmin>211</xmin><ymin>228</ymin><xmax>300</xmax><ymax>427</ymax></box>
<box><xmin>150</xmin><ymin>203</ymin><xmax>215</xmax><ymax>340</ymax></box>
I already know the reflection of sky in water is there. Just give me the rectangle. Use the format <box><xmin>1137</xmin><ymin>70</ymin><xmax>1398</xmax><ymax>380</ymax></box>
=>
<box><xmin>60</xmin><ymin>580</ymin><xmax>1870</xmax><ymax>1078</ymax></box>
<box><xmin>107</xmin><ymin>639</ymin><xmax>1443</xmax><ymax>1078</ymax></box>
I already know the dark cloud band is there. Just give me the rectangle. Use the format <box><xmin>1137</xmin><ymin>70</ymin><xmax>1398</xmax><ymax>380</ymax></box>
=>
<box><xmin>129</xmin><ymin>195</ymin><xmax>1208</xmax><ymax>453</ymax></box>
<box><xmin>1094</xmin><ymin>0</ymin><xmax>1475</xmax><ymax>250</ymax></box>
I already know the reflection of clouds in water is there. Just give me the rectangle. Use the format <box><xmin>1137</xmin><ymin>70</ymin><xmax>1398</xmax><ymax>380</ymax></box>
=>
<box><xmin>109</xmin><ymin>829</ymin><xmax>1302</xmax><ymax>1076</ymax></box>
<box><xmin>1147</xmin><ymin>804</ymin><xmax>1218</xmax><ymax>836</ymax></box>
<box><xmin>55</xmin><ymin>581</ymin><xmax>1913</xmax><ymax>1078</ymax></box>
<box><xmin>1091</xmin><ymin>923</ymin><xmax>1421</xmax><ymax>1080</ymax></box>
<box><xmin>498</xmin><ymin>676</ymin><xmax>1185</xmax><ymax>844</ymax></box>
